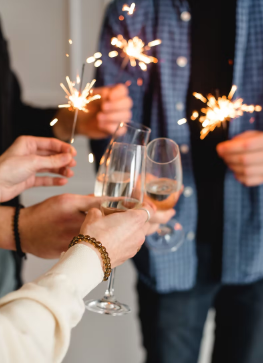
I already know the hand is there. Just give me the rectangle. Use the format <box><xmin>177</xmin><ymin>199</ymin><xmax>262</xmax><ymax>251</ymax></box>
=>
<box><xmin>79</xmin><ymin>205</ymin><xmax>154</xmax><ymax>269</ymax></box>
<box><xmin>217</xmin><ymin>130</ymin><xmax>263</xmax><ymax>186</ymax></box>
<box><xmin>53</xmin><ymin>84</ymin><xmax>133</xmax><ymax>140</ymax></box>
<box><xmin>19</xmin><ymin>194</ymin><xmax>107</xmax><ymax>259</ymax></box>
<box><xmin>0</xmin><ymin>136</ymin><xmax>76</xmax><ymax>203</ymax></box>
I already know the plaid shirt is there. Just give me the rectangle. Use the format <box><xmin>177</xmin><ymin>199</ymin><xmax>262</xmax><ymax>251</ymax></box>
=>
<box><xmin>93</xmin><ymin>0</ymin><xmax>263</xmax><ymax>293</ymax></box>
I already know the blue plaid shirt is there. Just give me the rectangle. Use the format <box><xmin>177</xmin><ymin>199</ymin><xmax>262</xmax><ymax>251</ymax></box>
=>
<box><xmin>93</xmin><ymin>0</ymin><xmax>263</xmax><ymax>293</ymax></box>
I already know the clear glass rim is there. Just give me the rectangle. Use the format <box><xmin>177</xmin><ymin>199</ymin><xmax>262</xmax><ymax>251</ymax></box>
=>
<box><xmin>146</xmin><ymin>137</ymin><xmax>180</xmax><ymax>165</ymax></box>
<box><xmin>118</xmin><ymin>121</ymin><xmax>151</xmax><ymax>134</ymax></box>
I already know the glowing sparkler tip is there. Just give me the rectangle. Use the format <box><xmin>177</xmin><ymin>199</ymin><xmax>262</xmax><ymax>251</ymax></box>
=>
<box><xmin>192</xmin><ymin>85</ymin><xmax>263</xmax><ymax>139</ymax></box>
<box><xmin>50</xmin><ymin>118</ymin><xmax>58</xmax><ymax>126</ymax></box>
<box><xmin>76</xmin><ymin>75</ymin><xmax>80</xmax><ymax>84</ymax></box>
<box><xmin>71</xmin><ymin>138</ymin><xmax>74</xmax><ymax>144</ymax></box>
<box><xmin>89</xmin><ymin>153</ymin><xmax>94</xmax><ymax>163</ymax></box>
<box><xmin>177</xmin><ymin>118</ymin><xmax>187</xmax><ymax>125</ymax></box>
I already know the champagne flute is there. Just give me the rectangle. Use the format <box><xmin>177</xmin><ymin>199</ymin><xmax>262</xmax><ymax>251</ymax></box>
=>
<box><xmin>145</xmin><ymin>138</ymin><xmax>184</xmax><ymax>252</ymax></box>
<box><xmin>85</xmin><ymin>122</ymin><xmax>150</xmax><ymax>316</ymax></box>
<box><xmin>94</xmin><ymin>122</ymin><xmax>151</xmax><ymax>197</ymax></box>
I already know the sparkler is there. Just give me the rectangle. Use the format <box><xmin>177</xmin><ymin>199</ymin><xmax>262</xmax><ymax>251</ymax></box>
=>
<box><xmin>58</xmin><ymin>68</ymin><xmax>101</xmax><ymax>144</ymax></box>
<box><xmin>191</xmin><ymin>85</ymin><xmax>262</xmax><ymax>139</ymax></box>
<box><xmin>109</xmin><ymin>35</ymin><xmax>161</xmax><ymax>71</ymax></box>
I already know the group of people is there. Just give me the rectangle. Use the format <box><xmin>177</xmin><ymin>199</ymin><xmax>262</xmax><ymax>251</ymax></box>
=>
<box><xmin>1</xmin><ymin>0</ymin><xmax>263</xmax><ymax>362</ymax></box>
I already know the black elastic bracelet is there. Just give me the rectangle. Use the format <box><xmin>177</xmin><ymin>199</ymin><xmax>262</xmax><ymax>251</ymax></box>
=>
<box><xmin>13</xmin><ymin>204</ymin><xmax>26</xmax><ymax>259</ymax></box>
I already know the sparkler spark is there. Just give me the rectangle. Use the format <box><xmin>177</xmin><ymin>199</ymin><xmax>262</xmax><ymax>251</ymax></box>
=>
<box><xmin>109</xmin><ymin>35</ymin><xmax>161</xmax><ymax>71</ymax></box>
<box><xmin>192</xmin><ymin>85</ymin><xmax>262</xmax><ymax>139</ymax></box>
<box><xmin>177</xmin><ymin>118</ymin><xmax>187</xmax><ymax>125</ymax></box>
<box><xmin>59</xmin><ymin>77</ymin><xmax>101</xmax><ymax>113</ymax></box>
<box><xmin>50</xmin><ymin>118</ymin><xmax>58</xmax><ymax>126</ymax></box>
<box><xmin>122</xmin><ymin>3</ymin><xmax>135</xmax><ymax>14</ymax></box>
<box><xmin>86</xmin><ymin>53</ymin><xmax>103</xmax><ymax>67</ymax></box>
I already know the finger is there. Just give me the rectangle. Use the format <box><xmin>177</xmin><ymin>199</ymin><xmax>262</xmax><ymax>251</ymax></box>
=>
<box><xmin>97</xmin><ymin>110</ymin><xmax>132</xmax><ymax>123</ymax></box>
<box><xmin>82</xmin><ymin>208</ymin><xmax>103</xmax><ymax>225</ymax></box>
<box><xmin>228</xmin><ymin>163</ymin><xmax>263</xmax><ymax>176</ymax></box>
<box><xmin>221</xmin><ymin>150</ymin><xmax>263</xmax><ymax>166</ymax></box>
<box><xmin>217</xmin><ymin>132</ymin><xmax>263</xmax><ymax>155</ymax></box>
<box><xmin>145</xmin><ymin>223</ymin><xmax>160</xmax><ymax>236</ymax></box>
<box><xmin>101</xmin><ymin>96</ymin><xmax>133</xmax><ymax>113</ymax></box>
<box><xmin>108</xmin><ymin>84</ymin><xmax>129</xmax><ymax>101</ymax></box>
<box><xmin>33</xmin><ymin>153</ymin><xmax>73</xmax><ymax>171</ymax></box>
<box><xmin>234</xmin><ymin>173</ymin><xmax>263</xmax><ymax>187</ymax></box>
<box><xmin>34</xmin><ymin>176</ymin><xmax>68</xmax><ymax>187</ymax></box>
<box><xmin>150</xmin><ymin>209</ymin><xmax>176</xmax><ymax>224</ymax></box>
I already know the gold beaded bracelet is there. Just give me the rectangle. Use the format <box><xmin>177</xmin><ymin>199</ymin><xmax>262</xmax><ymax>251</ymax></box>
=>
<box><xmin>68</xmin><ymin>234</ymin><xmax>112</xmax><ymax>281</ymax></box>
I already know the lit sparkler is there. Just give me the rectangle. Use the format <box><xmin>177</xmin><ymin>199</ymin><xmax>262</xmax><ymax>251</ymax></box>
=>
<box><xmin>122</xmin><ymin>3</ymin><xmax>135</xmax><ymax>14</ymax></box>
<box><xmin>192</xmin><ymin>85</ymin><xmax>262</xmax><ymax>139</ymax></box>
<box><xmin>109</xmin><ymin>35</ymin><xmax>161</xmax><ymax>71</ymax></box>
<box><xmin>59</xmin><ymin>77</ymin><xmax>101</xmax><ymax>113</ymax></box>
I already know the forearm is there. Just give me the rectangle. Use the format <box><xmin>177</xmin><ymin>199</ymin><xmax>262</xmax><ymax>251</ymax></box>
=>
<box><xmin>0</xmin><ymin>207</ymin><xmax>15</xmax><ymax>251</ymax></box>
<box><xmin>0</xmin><ymin>244</ymin><xmax>103</xmax><ymax>363</ymax></box>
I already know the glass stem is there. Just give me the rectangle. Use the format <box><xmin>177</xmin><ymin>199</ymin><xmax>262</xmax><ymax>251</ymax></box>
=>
<box><xmin>104</xmin><ymin>268</ymin><xmax>116</xmax><ymax>299</ymax></box>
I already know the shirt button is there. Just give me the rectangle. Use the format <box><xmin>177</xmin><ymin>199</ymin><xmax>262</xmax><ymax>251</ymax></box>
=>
<box><xmin>176</xmin><ymin>102</ymin><xmax>184</xmax><ymax>111</ymax></box>
<box><xmin>187</xmin><ymin>231</ymin><xmax>195</xmax><ymax>241</ymax></box>
<box><xmin>181</xmin><ymin>11</ymin><xmax>191</xmax><ymax>22</ymax></box>
<box><xmin>180</xmin><ymin>144</ymin><xmax>189</xmax><ymax>154</ymax></box>
<box><xmin>184</xmin><ymin>187</ymin><xmax>193</xmax><ymax>197</ymax></box>
<box><xmin>177</xmin><ymin>56</ymin><xmax>188</xmax><ymax>67</ymax></box>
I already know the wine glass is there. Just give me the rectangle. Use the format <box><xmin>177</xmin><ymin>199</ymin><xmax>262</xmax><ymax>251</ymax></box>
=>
<box><xmin>85</xmin><ymin>122</ymin><xmax>151</xmax><ymax>316</ymax></box>
<box><xmin>145</xmin><ymin>138</ymin><xmax>184</xmax><ymax>252</ymax></box>
<box><xmin>94</xmin><ymin>122</ymin><xmax>151</xmax><ymax>197</ymax></box>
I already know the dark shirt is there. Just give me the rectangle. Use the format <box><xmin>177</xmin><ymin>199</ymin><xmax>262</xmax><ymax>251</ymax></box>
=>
<box><xmin>187</xmin><ymin>0</ymin><xmax>237</xmax><ymax>279</ymax></box>
<box><xmin>0</xmin><ymin>20</ymin><xmax>57</xmax><ymax>294</ymax></box>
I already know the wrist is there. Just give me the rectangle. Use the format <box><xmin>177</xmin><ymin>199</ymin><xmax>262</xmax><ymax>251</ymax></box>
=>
<box><xmin>0</xmin><ymin>207</ymin><xmax>16</xmax><ymax>250</ymax></box>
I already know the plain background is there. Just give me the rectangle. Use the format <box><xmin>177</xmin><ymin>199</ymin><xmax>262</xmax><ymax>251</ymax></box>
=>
<box><xmin>0</xmin><ymin>1</ymin><xmax>214</xmax><ymax>362</ymax></box>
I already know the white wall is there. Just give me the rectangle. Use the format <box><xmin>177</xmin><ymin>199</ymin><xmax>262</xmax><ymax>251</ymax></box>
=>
<box><xmin>0</xmin><ymin>1</ymin><xmax>213</xmax><ymax>362</ymax></box>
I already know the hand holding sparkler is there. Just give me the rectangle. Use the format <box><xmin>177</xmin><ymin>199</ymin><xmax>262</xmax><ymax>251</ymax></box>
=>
<box><xmin>217</xmin><ymin>130</ymin><xmax>263</xmax><ymax>187</ymax></box>
<box><xmin>52</xmin><ymin>84</ymin><xmax>133</xmax><ymax>141</ymax></box>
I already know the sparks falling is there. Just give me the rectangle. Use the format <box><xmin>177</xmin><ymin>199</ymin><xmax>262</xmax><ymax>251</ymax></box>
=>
<box><xmin>122</xmin><ymin>3</ymin><xmax>136</xmax><ymax>14</ymax></box>
<box><xmin>109</xmin><ymin>35</ymin><xmax>161</xmax><ymax>71</ymax></box>
<box><xmin>58</xmin><ymin>77</ymin><xmax>101</xmax><ymax>113</ymax></box>
<box><xmin>192</xmin><ymin>86</ymin><xmax>262</xmax><ymax>139</ymax></box>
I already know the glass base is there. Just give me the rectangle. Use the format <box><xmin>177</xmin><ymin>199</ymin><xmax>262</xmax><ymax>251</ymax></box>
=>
<box><xmin>85</xmin><ymin>298</ymin><xmax>131</xmax><ymax>316</ymax></box>
<box><xmin>146</xmin><ymin>219</ymin><xmax>185</xmax><ymax>252</ymax></box>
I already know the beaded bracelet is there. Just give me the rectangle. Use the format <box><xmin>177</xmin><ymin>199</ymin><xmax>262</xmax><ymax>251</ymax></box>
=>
<box><xmin>68</xmin><ymin>234</ymin><xmax>112</xmax><ymax>281</ymax></box>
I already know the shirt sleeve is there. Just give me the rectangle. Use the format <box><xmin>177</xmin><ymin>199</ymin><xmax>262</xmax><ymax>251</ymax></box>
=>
<box><xmin>0</xmin><ymin>244</ymin><xmax>103</xmax><ymax>363</ymax></box>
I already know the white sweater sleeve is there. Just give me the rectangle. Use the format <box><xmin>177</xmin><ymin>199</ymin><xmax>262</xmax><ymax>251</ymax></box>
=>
<box><xmin>0</xmin><ymin>244</ymin><xmax>104</xmax><ymax>363</ymax></box>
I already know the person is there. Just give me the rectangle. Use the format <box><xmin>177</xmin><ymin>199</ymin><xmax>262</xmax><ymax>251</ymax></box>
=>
<box><xmin>92</xmin><ymin>0</ymin><xmax>263</xmax><ymax>362</ymax></box>
<box><xmin>0</xmin><ymin>135</ymin><xmax>154</xmax><ymax>363</ymax></box>
<box><xmin>0</xmin><ymin>18</ymin><xmax>133</xmax><ymax>298</ymax></box>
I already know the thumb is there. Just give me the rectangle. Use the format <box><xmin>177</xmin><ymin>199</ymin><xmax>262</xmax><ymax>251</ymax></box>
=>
<box><xmin>33</xmin><ymin>153</ymin><xmax>72</xmax><ymax>171</ymax></box>
<box><xmin>83</xmin><ymin>208</ymin><xmax>102</xmax><ymax>225</ymax></box>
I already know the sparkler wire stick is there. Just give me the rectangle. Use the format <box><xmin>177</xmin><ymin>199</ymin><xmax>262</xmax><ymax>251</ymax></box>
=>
<box><xmin>70</xmin><ymin>63</ymin><xmax>85</xmax><ymax>144</ymax></box>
